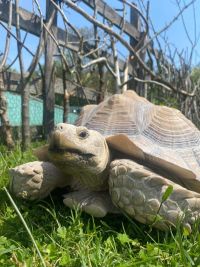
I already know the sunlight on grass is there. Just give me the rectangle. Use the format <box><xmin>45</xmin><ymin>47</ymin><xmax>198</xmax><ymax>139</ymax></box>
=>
<box><xmin>0</xmin><ymin>144</ymin><xmax>200</xmax><ymax>266</ymax></box>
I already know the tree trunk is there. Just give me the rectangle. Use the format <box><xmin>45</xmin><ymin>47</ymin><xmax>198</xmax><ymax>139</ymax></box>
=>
<box><xmin>43</xmin><ymin>0</ymin><xmax>57</xmax><ymax>138</ymax></box>
<box><xmin>0</xmin><ymin>92</ymin><xmax>14</xmax><ymax>148</ymax></box>
<box><xmin>62</xmin><ymin>62</ymin><xmax>70</xmax><ymax>123</ymax></box>
<box><xmin>15</xmin><ymin>0</ymin><xmax>30</xmax><ymax>150</ymax></box>
<box><xmin>129</xmin><ymin>3</ymin><xmax>146</xmax><ymax>96</ymax></box>
<box><xmin>96</xmin><ymin>62</ymin><xmax>105</xmax><ymax>103</ymax></box>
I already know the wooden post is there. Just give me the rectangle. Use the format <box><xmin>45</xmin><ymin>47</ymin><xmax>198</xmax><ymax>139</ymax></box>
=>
<box><xmin>43</xmin><ymin>0</ymin><xmax>57</xmax><ymax>138</ymax></box>
<box><xmin>129</xmin><ymin>3</ymin><xmax>146</xmax><ymax>96</ymax></box>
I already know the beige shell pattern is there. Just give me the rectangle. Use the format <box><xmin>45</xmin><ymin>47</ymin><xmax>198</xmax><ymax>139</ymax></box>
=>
<box><xmin>76</xmin><ymin>90</ymin><xmax>200</xmax><ymax>193</ymax></box>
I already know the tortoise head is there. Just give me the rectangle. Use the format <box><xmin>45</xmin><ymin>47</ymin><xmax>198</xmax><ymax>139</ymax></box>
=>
<box><xmin>47</xmin><ymin>123</ymin><xmax>110</xmax><ymax>187</ymax></box>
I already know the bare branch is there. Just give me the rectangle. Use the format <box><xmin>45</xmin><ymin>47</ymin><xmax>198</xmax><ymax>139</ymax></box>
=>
<box><xmin>49</xmin><ymin>0</ymin><xmax>81</xmax><ymax>40</ymax></box>
<box><xmin>110</xmin><ymin>36</ymin><xmax>121</xmax><ymax>93</ymax></box>
<box><xmin>118</xmin><ymin>0</ymin><xmax>149</xmax><ymax>50</ymax></box>
<box><xmin>121</xmin><ymin>76</ymin><xmax>196</xmax><ymax>97</ymax></box>
<box><xmin>121</xmin><ymin>56</ymin><xmax>129</xmax><ymax>93</ymax></box>
<box><xmin>63</xmin><ymin>0</ymin><xmax>189</xmax><ymax>96</ymax></box>
<box><xmin>62</xmin><ymin>0</ymin><xmax>154</xmax><ymax>75</ymax></box>
<box><xmin>138</xmin><ymin>0</ymin><xmax>197</xmax><ymax>54</ymax></box>
<box><xmin>0</xmin><ymin>0</ymin><xmax>12</xmax><ymax>70</ymax></box>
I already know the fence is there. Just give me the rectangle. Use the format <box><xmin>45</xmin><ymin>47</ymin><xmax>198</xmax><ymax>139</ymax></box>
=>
<box><xmin>1</xmin><ymin>92</ymin><xmax>78</xmax><ymax>126</ymax></box>
<box><xmin>0</xmin><ymin>0</ymin><xmax>142</xmax><ymax>137</ymax></box>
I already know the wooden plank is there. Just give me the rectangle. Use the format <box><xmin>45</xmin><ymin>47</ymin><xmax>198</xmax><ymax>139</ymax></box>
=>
<box><xmin>0</xmin><ymin>1</ymin><xmax>41</xmax><ymax>36</ymax></box>
<box><xmin>0</xmin><ymin>1</ymin><xmax>72</xmax><ymax>44</ymax></box>
<box><xmin>0</xmin><ymin>1</ymin><xmax>139</xmax><ymax>45</ymax></box>
<box><xmin>0</xmin><ymin>71</ymin><xmax>106</xmax><ymax>101</ymax></box>
<box><xmin>0</xmin><ymin>1</ymin><xmax>134</xmax><ymax>75</ymax></box>
<box><xmin>0</xmin><ymin>71</ymin><xmax>73</xmax><ymax>95</ymax></box>
<box><xmin>82</xmin><ymin>0</ymin><xmax>140</xmax><ymax>41</ymax></box>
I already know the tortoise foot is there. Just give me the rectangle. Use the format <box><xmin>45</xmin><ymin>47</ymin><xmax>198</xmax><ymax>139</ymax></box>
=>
<box><xmin>109</xmin><ymin>159</ymin><xmax>200</xmax><ymax>231</ymax></box>
<box><xmin>9</xmin><ymin>161</ymin><xmax>66</xmax><ymax>200</ymax></box>
<box><xmin>63</xmin><ymin>190</ymin><xmax>120</xmax><ymax>217</ymax></box>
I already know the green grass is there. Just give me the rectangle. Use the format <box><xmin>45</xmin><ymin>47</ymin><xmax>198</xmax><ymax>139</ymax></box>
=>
<box><xmin>0</xmin><ymin>144</ymin><xmax>200</xmax><ymax>266</ymax></box>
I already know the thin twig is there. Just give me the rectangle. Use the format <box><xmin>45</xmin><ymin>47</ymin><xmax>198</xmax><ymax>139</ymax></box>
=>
<box><xmin>138</xmin><ymin>0</ymin><xmax>197</xmax><ymax>54</ymax></box>
<box><xmin>0</xmin><ymin>21</ymin><xmax>35</xmax><ymax>57</ymax></box>
<box><xmin>0</xmin><ymin>32</ymin><xmax>28</xmax><ymax>74</ymax></box>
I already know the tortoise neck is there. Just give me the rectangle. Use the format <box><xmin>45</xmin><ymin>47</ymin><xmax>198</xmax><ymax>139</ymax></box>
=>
<box><xmin>80</xmin><ymin>149</ymin><xmax>111</xmax><ymax>191</ymax></box>
<box><xmin>73</xmin><ymin>149</ymin><xmax>111</xmax><ymax>191</ymax></box>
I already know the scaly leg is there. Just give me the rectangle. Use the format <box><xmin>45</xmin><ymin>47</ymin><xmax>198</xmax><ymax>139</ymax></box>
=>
<box><xmin>63</xmin><ymin>190</ymin><xmax>120</xmax><ymax>217</ymax></box>
<box><xmin>9</xmin><ymin>161</ymin><xmax>67</xmax><ymax>200</ymax></box>
<box><xmin>109</xmin><ymin>159</ymin><xmax>200</xmax><ymax>231</ymax></box>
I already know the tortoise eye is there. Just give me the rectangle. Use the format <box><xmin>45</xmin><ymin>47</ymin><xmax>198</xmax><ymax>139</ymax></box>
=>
<box><xmin>78</xmin><ymin>129</ymin><xmax>89</xmax><ymax>139</ymax></box>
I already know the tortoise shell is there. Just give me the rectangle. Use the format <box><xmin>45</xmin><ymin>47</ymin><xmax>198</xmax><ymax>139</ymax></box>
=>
<box><xmin>76</xmin><ymin>90</ymin><xmax>200</xmax><ymax>192</ymax></box>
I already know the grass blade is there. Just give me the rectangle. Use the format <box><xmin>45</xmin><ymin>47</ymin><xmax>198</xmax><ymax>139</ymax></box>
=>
<box><xmin>3</xmin><ymin>187</ymin><xmax>47</xmax><ymax>267</ymax></box>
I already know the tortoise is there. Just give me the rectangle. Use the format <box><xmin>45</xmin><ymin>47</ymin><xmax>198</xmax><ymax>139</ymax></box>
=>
<box><xmin>9</xmin><ymin>90</ymin><xmax>200</xmax><ymax>231</ymax></box>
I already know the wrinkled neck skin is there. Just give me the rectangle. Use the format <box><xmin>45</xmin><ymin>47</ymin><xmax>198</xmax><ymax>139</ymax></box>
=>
<box><xmin>48</xmin><ymin>140</ymin><xmax>111</xmax><ymax>191</ymax></box>
<box><xmin>72</xmin><ymin>144</ymin><xmax>111</xmax><ymax>191</ymax></box>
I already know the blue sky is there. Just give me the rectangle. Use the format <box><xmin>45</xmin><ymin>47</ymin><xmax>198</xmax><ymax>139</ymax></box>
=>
<box><xmin>1</xmin><ymin>0</ymin><xmax>199</xmax><ymax>71</ymax></box>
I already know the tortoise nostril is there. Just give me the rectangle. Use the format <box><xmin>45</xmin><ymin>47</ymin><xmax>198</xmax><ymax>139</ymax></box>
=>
<box><xmin>55</xmin><ymin>123</ymin><xmax>65</xmax><ymax>131</ymax></box>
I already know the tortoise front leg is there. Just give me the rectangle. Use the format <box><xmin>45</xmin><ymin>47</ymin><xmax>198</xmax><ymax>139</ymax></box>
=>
<box><xmin>109</xmin><ymin>159</ymin><xmax>200</xmax><ymax>231</ymax></box>
<box><xmin>63</xmin><ymin>190</ymin><xmax>120</xmax><ymax>217</ymax></box>
<box><xmin>9</xmin><ymin>161</ymin><xmax>67</xmax><ymax>200</ymax></box>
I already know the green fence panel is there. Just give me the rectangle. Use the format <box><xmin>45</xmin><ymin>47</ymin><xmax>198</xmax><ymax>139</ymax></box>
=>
<box><xmin>3</xmin><ymin>92</ymin><xmax>78</xmax><ymax>126</ymax></box>
<box><xmin>5</xmin><ymin>92</ymin><xmax>21</xmax><ymax>126</ymax></box>
<box><xmin>29</xmin><ymin>97</ymin><xmax>43</xmax><ymax>125</ymax></box>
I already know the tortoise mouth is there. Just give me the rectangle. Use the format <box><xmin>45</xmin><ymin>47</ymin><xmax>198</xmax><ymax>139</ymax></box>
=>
<box><xmin>48</xmin><ymin>144</ymin><xmax>95</xmax><ymax>159</ymax></box>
